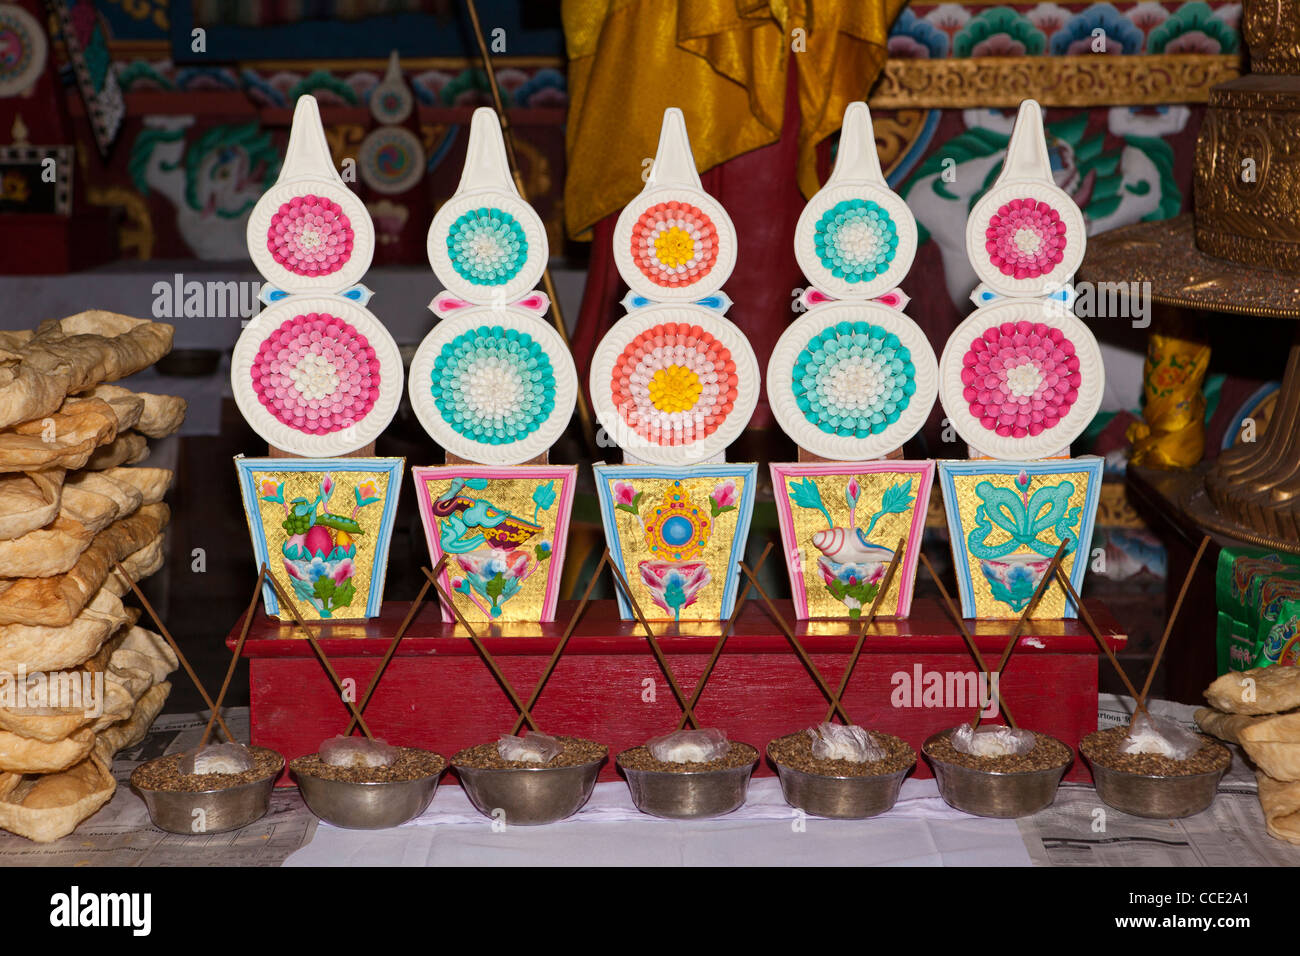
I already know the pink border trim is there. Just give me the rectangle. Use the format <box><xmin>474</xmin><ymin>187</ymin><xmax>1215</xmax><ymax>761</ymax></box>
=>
<box><xmin>769</xmin><ymin>460</ymin><xmax>935</xmax><ymax>620</ymax></box>
<box><xmin>412</xmin><ymin>464</ymin><xmax>577</xmax><ymax>623</ymax></box>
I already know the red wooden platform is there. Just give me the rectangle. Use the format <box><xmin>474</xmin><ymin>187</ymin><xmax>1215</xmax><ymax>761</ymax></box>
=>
<box><xmin>229</xmin><ymin>599</ymin><xmax>1127</xmax><ymax>785</ymax></box>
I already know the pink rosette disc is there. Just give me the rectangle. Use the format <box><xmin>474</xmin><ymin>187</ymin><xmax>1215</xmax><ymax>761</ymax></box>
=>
<box><xmin>267</xmin><ymin>194</ymin><xmax>355</xmax><ymax>278</ymax></box>
<box><xmin>250</xmin><ymin>311</ymin><xmax>381</xmax><ymax>435</ymax></box>
<box><xmin>960</xmin><ymin>320</ymin><xmax>1081</xmax><ymax>440</ymax></box>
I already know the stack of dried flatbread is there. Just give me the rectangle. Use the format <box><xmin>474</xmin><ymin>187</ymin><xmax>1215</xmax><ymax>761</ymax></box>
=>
<box><xmin>1197</xmin><ymin>666</ymin><xmax>1300</xmax><ymax>845</ymax></box>
<box><xmin>0</xmin><ymin>312</ymin><xmax>186</xmax><ymax>842</ymax></box>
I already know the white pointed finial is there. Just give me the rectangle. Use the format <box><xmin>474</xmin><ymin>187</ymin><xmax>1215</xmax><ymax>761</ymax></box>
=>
<box><xmin>456</xmin><ymin>107</ymin><xmax>519</xmax><ymax>195</ymax></box>
<box><xmin>279</xmin><ymin>95</ymin><xmax>342</xmax><ymax>185</ymax></box>
<box><xmin>645</xmin><ymin>107</ymin><xmax>703</xmax><ymax>191</ymax></box>
<box><xmin>998</xmin><ymin>99</ymin><xmax>1053</xmax><ymax>184</ymax></box>
<box><xmin>383</xmin><ymin>50</ymin><xmax>402</xmax><ymax>85</ymax></box>
<box><xmin>827</xmin><ymin>101</ymin><xmax>887</xmax><ymax>186</ymax></box>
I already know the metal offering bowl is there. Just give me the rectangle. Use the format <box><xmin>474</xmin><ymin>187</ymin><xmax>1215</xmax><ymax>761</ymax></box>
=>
<box><xmin>453</xmin><ymin>755</ymin><xmax>605</xmax><ymax>826</ymax></box>
<box><xmin>768</xmin><ymin>745</ymin><xmax>915</xmax><ymax>820</ymax></box>
<box><xmin>293</xmin><ymin>753</ymin><xmax>445</xmax><ymax>830</ymax></box>
<box><xmin>130</xmin><ymin>750</ymin><xmax>284</xmax><ymax>835</ymax></box>
<box><xmin>923</xmin><ymin>729</ymin><xmax>1071</xmax><ymax>819</ymax></box>
<box><xmin>1084</xmin><ymin>742</ymin><xmax>1228</xmax><ymax>819</ymax></box>
<box><xmin>617</xmin><ymin>746</ymin><xmax>759</xmax><ymax>819</ymax></box>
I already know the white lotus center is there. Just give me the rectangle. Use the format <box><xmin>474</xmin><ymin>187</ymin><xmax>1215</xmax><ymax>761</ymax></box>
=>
<box><xmin>1006</xmin><ymin>361</ymin><xmax>1042</xmax><ymax>398</ymax></box>
<box><xmin>1013</xmin><ymin>227</ymin><xmax>1040</xmax><ymax>255</ymax></box>
<box><xmin>823</xmin><ymin>359</ymin><xmax>883</xmax><ymax>410</ymax></box>
<box><xmin>465</xmin><ymin>358</ymin><xmax>524</xmax><ymax>419</ymax></box>
<box><xmin>837</xmin><ymin>220</ymin><xmax>880</xmax><ymax>260</ymax></box>
<box><xmin>297</xmin><ymin>228</ymin><xmax>323</xmax><ymax>251</ymax></box>
<box><xmin>290</xmin><ymin>352</ymin><xmax>339</xmax><ymax>401</ymax></box>
<box><xmin>470</xmin><ymin>234</ymin><xmax>504</xmax><ymax>263</ymax></box>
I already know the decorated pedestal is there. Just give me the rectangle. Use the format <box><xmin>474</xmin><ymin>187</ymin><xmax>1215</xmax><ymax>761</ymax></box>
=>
<box><xmin>230</xmin><ymin>597</ymin><xmax>1127</xmax><ymax>786</ymax></box>
<box><xmin>593</xmin><ymin>463</ymin><xmax>757</xmax><ymax>622</ymax></box>
<box><xmin>765</xmin><ymin>102</ymin><xmax>938</xmax><ymax>619</ymax></box>
<box><xmin>413</xmin><ymin>464</ymin><xmax>576</xmax><ymax>623</ymax></box>
<box><xmin>935</xmin><ymin>99</ymin><xmax>1105</xmax><ymax>621</ymax></box>
<box><xmin>231</xmin><ymin>95</ymin><xmax>404</xmax><ymax>622</ymax></box>
<box><xmin>773</xmin><ymin>460</ymin><xmax>933</xmax><ymax>620</ymax></box>
<box><xmin>588</xmin><ymin>108</ymin><xmax>760</xmax><ymax>621</ymax></box>
<box><xmin>938</xmin><ymin>457</ymin><xmax>1103</xmax><ymax>620</ymax></box>
<box><xmin>236</xmin><ymin>457</ymin><xmax>403</xmax><ymax>621</ymax></box>
<box><xmin>408</xmin><ymin>107</ymin><xmax>578</xmax><ymax>623</ymax></box>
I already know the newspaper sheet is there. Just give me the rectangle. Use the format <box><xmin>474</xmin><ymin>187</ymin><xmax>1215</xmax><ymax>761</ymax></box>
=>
<box><xmin>0</xmin><ymin>708</ymin><xmax>316</xmax><ymax>866</ymax></box>
<box><xmin>1017</xmin><ymin>695</ymin><xmax>1300</xmax><ymax>866</ymax></box>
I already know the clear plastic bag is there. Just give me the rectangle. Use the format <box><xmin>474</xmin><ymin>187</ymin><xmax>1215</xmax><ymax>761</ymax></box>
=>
<box><xmin>1118</xmin><ymin>712</ymin><xmax>1202</xmax><ymax>760</ymax></box>
<box><xmin>181</xmin><ymin>742</ymin><xmax>255</xmax><ymax>775</ymax></box>
<box><xmin>319</xmin><ymin>735</ymin><xmax>398</xmax><ymax>769</ymax></box>
<box><xmin>950</xmin><ymin>722</ymin><xmax>1036</xmax><ymax>757</ymax></box>
<box><xmin>646</xmin><ymin>728</ymin><xmax>730</xmax><ymax>763</ymax></box>
<box><xmin>497</xmin><ymin>731</ymin><xmax>564</xmax><ymax>764</ymax></box>
<box><xmin>807</xmin><ymin>723</ymin><xmax>885</xmax><ymax>763</ymax></box>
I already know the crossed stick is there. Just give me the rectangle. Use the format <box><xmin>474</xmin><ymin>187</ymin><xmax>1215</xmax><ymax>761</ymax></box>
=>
<box><xmin>918</xmin><ymin>552</ymin><xmax>1016</xmax><ymax>728</ymax></box>
<box><xmin>115</xmin><ymin>561</ymin><xmax>236</xmax><ymax>744</ymax></box>
<box><xmin>738</xmin><ymin>538</ymin><xmax>905</xmax><ymax>727</ymax></box>
<box><xmin>674</xmin><ymin>542</ymin><xmax>773</xmax><ymax>732</ymax></box>
<box><xmin>1055</xmin><ymin>534</ymin><xmax>1211</xmax><ymax>722</ymax></box>
<box><xmin>264</xmin><ymin>573</ymin><xmax>375</xmax><ymax>740</ymax></box>
<box><xmin>421</xmin><ymin>563</ymin><xmax>539</xmax><ymax>732</ymax></box>
<box><xmin>198</xmin><ymin>565</ymin><xmax>267</xmax><ymax>749</ymax></box>
<box><xmin>342</xmin><ymin>573</ymin><xmax>434</xmax><ymax>737</ymax></box>
<box><xmin>510</xmin><ymin>549</ymin><xmax>628</xmax><ymax>735</ymax></box>
<box><xmin>824</xmin><ymin>539</ymin><xmax>907</xmax><ymax>724</ymax></box>
<box><xmin>971</xmin><ymin>538</ymin><xmax>1070</xmax><ymax>728</ymax></box>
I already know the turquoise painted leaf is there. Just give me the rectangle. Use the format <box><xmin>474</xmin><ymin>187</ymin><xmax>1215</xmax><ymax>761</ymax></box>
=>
<box><xmin>788</xmin><ymin>478</ymin><xmax>826</xmax><ymax>513</ymax></box>
<box><xmin>532</xmin><ymin>481</ymin><xmax>556</xmax><ymax>514</ymax></box>
<box><xmin>862</xmin><ymin>478</ymin><xmax>916</xmax><ymax>537</ymax></box>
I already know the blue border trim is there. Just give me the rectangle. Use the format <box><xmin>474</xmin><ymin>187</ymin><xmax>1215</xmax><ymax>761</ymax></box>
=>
<box><xmin>592</xmin><ymin>463</ymin><xmax>758</xmax><ymax>621</ymax></box>
<box><xmin>235</xmin><ymin>456</ymin><xmax>405</xmax><ymax>619</ymax></box>
<box><xmin>936</xmin><ymin>457</ymin><xmax>1104</xmax><ymax>620</ymax></box>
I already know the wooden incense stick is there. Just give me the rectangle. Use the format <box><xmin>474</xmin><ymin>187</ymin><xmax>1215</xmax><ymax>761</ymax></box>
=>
<box><xmin>604</xmin><ymin>552</ymin><xmax>700</xmax><ymax>729</ymax></box>
<box><xmin>972</xmin><ymin>538</ymin><xmax>1069</xmax><ymax>728</ymax></box>
<box><xmin>740</xmin><ymin>561</ymin><xmax>854</xmax><ymax>726</ymax></box>
<box><xmin>199</xmin><ymin>565</ymin><xmax>267</xmax><ymax>749</ymax></box>
<box><xmin>463</xmin><ymin>0</ymin><xmax>596</xmax><ymax>457</ymax></box>
<box><xmin>114</xmin><ymin>561</ymin><xmax>236</xmax><ymax>744</ymax></box>
<box><xmin>343</xmin><ymin>573</ymin><xmax>434</xmax><ymax>737</ymax></box>
<box><xmin>823</xmin><ymin>538</ymin><xmax>905</xmax><ymax>725</ymax></box>
<box><xmin>1138</xmin><ymin>534</ymin><xmax>1211</xmax><ymax>709</ymax></box>
<box><xmin>675</xmin><ymin>541</ymin><xmax>774</xmax><ymax>732</ymax></box>
<box><xmin>265</xmin><ymin>573</ymin><xmax>376</xmax><ymax>741</ymax></box>
<box><xmin>1052</xmin><ymin>563</ymin><xmax>1149</xmax><ymax>718</ymax></box>
<box><xmin>421</xmin><ymin>565</ymin><xmax>540</xmax><ymax>732</ymax></box>
<box><xmin>918</xmin><ymin>551</ymin><xmax>1017</xmax><ymax>728</ymax></box>
<box><xmin>511</xmin><ymin>550</ymin><xmax>615</xmax><ymax>736</ymax></box>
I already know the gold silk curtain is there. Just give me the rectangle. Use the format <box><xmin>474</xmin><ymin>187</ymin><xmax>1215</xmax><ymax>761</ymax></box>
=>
<box><xmin>562</xmin><ymin>0</ymin><xmax>906</xmax><ymax>239</ymax></box>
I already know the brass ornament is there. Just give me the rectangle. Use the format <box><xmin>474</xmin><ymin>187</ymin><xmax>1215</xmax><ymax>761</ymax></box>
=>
<box><xmin>868</xmin><ymin>54</ymin><xmax>1240</xmax><ymax>110</ymax></box>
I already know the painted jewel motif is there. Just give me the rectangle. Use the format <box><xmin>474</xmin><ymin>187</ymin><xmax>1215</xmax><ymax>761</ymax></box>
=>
<box><xmin>961</xmin><ymin>321</ymin><xmax>1079</xmax><ymax>439</ymax></box>
<box><xmin>794</xmin><ymin>321</ymin><xmax>916</xmax><ymax>437</ymax></box>
<box><xmin>788</xmin><ymin>474</ymin><xmax>914</xmax><ymax>617</ymax></box>
<box><xmin>447</xmin><ymin>207</ymin><xmax>529</xmax><ymax>286</ymax></box>
<box><xmin>267</xmin><ymin>194</ymin><xmax>355</xmax><ymax>277</ymax></box>
<box><xmin>261</xmin><ymin>473</ymin><xmax>380</xmax><ymax>618</ymax></box>
<box><xmin>984</xmin><ymin>198</ymin><xmax>1067</xmax><ymax>279</ymax></box>
<box><xmin>612</xmin><ymin>479</ymin><xmax>739</xmax><ymax>620</ymax></box>
<box><xmin>814</xmin><ymin>199</ymin><xmax>899</xmax><ymax>283</ymax></box>
<box><xmin>630</xmin><ymin>201</ymin><xmax>718</xmax><ymax>289</ymax></box>
<box><xmin>434</xmin><ymin>477</ymin><xmax>556</xmax><ymax>619</ymax></box>
<box><xmin>429</xmin><ymin>324</ymin><xmax>556</xmax><ymax>445</ymax></box>
<box><xmin>610</xmin><ymin>321</ymin><xmax>738</xmax><ymax>447</ymax></box>
<box><xmin>969</xmin><ymin>469</ymin><xmax>1081</xmax><ymax>613</ymax></box>
<box><xmin>250</xmin><ymin>311</ymin><xmax>380</xmax><ymax>435</ymax></box>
